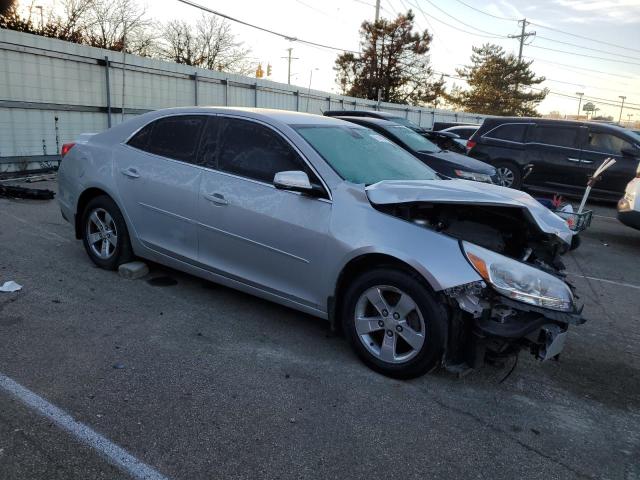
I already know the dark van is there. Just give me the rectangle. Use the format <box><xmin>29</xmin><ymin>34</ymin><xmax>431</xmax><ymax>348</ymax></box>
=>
<box><xmin>468</xmin><ymin>118</ymin><xmax>640</xmax><ymax>200</ymax></box>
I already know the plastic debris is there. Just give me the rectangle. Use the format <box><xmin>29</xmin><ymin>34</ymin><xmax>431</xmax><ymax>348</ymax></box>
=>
<box><xmin>0</xmin><ymin>185</ymin><xmax>55</xmax><ymax>200</ymax></box>
<box><xmin>0</xmin><ymin>281</ymin><xmax>22</xmax><ymax>292</ymax></box>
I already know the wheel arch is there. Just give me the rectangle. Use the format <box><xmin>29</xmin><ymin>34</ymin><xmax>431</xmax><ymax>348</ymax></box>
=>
<box><xmin>74</xmin><ymin>187</ymin><xmax>123</xmax><ymax>239</ymax></box>
<box><xmin>329</xmin><ymin>252</ymin><xmax>439</xmax><ymax>333</ymax></box>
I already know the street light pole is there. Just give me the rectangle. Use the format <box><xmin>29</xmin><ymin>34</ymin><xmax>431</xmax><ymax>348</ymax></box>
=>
<box><xmin>618</xmin><ymin>95</ymin><xmax>626</xmax><ymax>124</ymax></box>
<box><xmin>576</xmin><ymin>92</ymin><xmax>584</xmax><ymax>119</ymax></box>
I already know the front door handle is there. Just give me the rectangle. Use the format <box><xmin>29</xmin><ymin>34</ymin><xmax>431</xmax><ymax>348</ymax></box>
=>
<box><xmin>581</xmin><ymin>159</ymin><xmax>593</xmax><ymax>164</ymax></box>
<box><xmin>204</xmin><ymin>192</ymin><xmax>228</xmax><ymax>206</ymax></box>
<box><xmin>567</xmin><ymin>157</ymin><xmax>581</xmax><ymax>163</ymax></box>
<box><xmin>120</xmin><ymin>167</ymin><xmax>140</xmax><ymax>178</ymax></box>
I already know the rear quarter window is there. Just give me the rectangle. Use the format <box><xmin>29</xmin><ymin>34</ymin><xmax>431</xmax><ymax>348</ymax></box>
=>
<box><xmin>484</xmin><ymin>124</ymin><xmax>527</xmax><ymax>143</ymax></box>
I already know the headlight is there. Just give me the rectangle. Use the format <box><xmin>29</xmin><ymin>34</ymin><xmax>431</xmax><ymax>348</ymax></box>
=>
<box><xmin>454</xmin><ymin>169</ymin><xmax>493</xmax><ymax>183</ymax></box>
<box><xmin>462</xmin><ymin>241</ymin><xmax>574</xmax><ymax>311</ymax></box>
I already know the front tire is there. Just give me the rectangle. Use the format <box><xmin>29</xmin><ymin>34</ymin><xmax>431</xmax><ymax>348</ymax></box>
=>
<box><xmin>81</xmin><ymin>195</ymin><xmax>133</xmax><ymax>270</ymax></box>
<box><xmin>341</xmin><ymin>268</ymin><xmax>447</xmax><ymax>379</ymax></box>
<box><xmin>494</xmin><ymin>161</ymin><xmax>522</xmax><ymax>189</ymax></box>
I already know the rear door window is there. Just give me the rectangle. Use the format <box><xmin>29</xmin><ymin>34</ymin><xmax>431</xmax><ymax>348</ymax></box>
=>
<box><xmin>529</xmin><ymin>125</ymin><xmax>578</xmax><ymax>148</ymax></box>
<box><xmin>143</xmin><ymin>115</ymin><xmax>206</xmax><ymax>163</ymax></box>
<box><xmin>218</xmin><ymin>118</ymin><xmax>310</xmax><ymax>184</ymax></box>
<box><xmin>485</xmin><ymin>124</ymin><xmax>527</xmax><ymax>143</ymax></box>
<box><xmin>586</xmin><ymin>131</ymin><xmax>633</xmax><ymax>155</ymax></box>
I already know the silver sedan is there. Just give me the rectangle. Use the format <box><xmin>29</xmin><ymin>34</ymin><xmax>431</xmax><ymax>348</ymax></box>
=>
<box><xmin>58</xmin><ymin>108</ymin><xmax>584</xmax><ymax>378</ymax></box>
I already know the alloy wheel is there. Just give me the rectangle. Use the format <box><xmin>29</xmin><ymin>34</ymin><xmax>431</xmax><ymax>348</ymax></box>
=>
<box><xmin>86</xmin><ymin>208</ymin><xmax>118</xmax><ymax>260</ymax></box>
<box><xmin>354</xmin><ymin>285</ymin><xmax>426</xmax><ymax>364</ymax></box>
<box><xmin>496</xmin><ymin>167</ymin><xmax>515</xmax><ymax>187</ymax></box>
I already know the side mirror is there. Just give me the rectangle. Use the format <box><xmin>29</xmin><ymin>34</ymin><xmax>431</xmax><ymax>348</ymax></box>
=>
<box><xmin>621</xmin><ymin>146</ymin><xmax>640</xmax><ymax>157</ymax></box>
<box><xmin>274</xmin><ymin>171</ymin><xmax>323</xmax><ymax>197</ymax></box>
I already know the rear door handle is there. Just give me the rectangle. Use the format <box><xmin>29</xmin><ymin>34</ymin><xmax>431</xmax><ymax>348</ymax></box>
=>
<box><xmin>203</xmin><ymin>192</ymin><xmax>228</xmax><ymax>206</ymax></box>
<box><xmin>581</xmin><ymin>159</ymin><xmax>593</xmax><ymax>164</ymax></box>
<box><xmin>120</xmin><ymin>167</ymin><xmax>140</xmax><ymax>178</ymax></box>
<box><xmin>567</xmin><ymin>158</ymin><xmax>581</xmax><ymax>163</ymax></box>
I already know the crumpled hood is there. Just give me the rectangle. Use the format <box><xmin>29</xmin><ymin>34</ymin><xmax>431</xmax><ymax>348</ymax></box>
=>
<box><xmin>366</xmin><ymin>179</ymin><xmax>573</xmax><ymax>245</ymax></box>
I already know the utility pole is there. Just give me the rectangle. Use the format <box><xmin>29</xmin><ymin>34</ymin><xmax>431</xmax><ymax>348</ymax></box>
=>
<box><xmin>121</xmin><ymin>20</ymin><xmax>127</xmax><ymax>122</ymax></box>
<box><xmin>373</xmin><ymin>0</ymin><xmax>381</xmax><ymax>105</ymax></box>
<box><xmin>576</xmin><ymin>92</ymin><xmax>584</xmax><ymax>119</ymax></box>
<box><xmin>281</xmin><ymin>48</ymin><xmax>298</xmax><ymax>85</ymax></box>
<box><xmin>508</xmin><ymin>19</ymin><xmax>536</xmax><ymax>62</ymax></box>
<box><xmin>618</xmin><ymin>95</ymin><xmax>626</xmax><ymax>124</ymax></box>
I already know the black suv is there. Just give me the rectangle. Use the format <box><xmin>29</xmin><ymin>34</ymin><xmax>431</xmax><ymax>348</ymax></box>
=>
<box><xmin>468</xmin><ymin>118</ymin><xmax>640</xmax><ymax>199</ymax></box>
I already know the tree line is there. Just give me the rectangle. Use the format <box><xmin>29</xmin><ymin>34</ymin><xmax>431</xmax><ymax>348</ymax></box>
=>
<box><xmin>335</xmin><ymin>11</ymin><xmax>548</xmax><ymax>116</ymax></box>
<box><xmin>0</xmin><ymin>0</ymin><xmax>253</xmax><ymax>74</ymax></box>
<box><xmin>1</xmin><ymin>2</ymin><xmax>548</xmax><ymax>115</ymax></box>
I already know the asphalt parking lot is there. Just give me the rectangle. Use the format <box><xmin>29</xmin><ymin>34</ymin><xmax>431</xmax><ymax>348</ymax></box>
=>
<box><xmin>1</xmin><ymin>177</ymin><xmax>639</xmax><ymax>480</ymax></box>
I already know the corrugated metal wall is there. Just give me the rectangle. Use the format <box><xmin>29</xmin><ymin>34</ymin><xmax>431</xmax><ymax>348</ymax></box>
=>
<box><xmin>0</xmin><ymin>29</ymin><xmax>487</xmax><ymax>172</ymax></box>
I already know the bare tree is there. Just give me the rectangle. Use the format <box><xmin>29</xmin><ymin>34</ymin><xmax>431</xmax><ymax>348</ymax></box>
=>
<box><xmin>85</xmin><ymin>0</ymin><xmax>154</xmax><ymax>54</ymax></box>
<box><xmin>157</xmin><ymin>14</ymin><xmax>252</xmax><ymax>75</ymax></box>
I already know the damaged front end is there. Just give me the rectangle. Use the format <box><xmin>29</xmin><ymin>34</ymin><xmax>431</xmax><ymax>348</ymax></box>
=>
<box><xmin>366</xmin><ymin>180</ymin><xmax>585</xmax><ymax>368</ymax></box>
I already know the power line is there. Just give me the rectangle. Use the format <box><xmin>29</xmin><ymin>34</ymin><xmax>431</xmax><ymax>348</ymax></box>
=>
<box><xmin>449</xmin><ymin>0</ymin><xmax>518</xmax><ymax>21</ymax></box>
<box><xmin>418</xmin><ymin>0</ymin><xmax>509</xmax><ymax>37</ymax></box>
<box><xmin>176</xmin><ymin>0</ymin><xmax>359</xmax><ymax>54</ymax></box>
<box><xmin>525</xmin><ymin>57</ymin><xmax>636</xmax><ymax>80</ymax></box>
<box><xmin>528</xmin><ymin>87</ymin><xmax>640</xmax><ymax>111</ymax></box>
<box><xmin>536</xmin><ymin>35</ymin><xmax>640</xmax><ymax>61</ymax></box>
<box><xmin>406</xmin><ymin>0</ymin><xmax>504</xmax><ymax>39</ymax></box>
<box><xmin>529</xmin><ymin>44</ymin><xmax>640</xmax><ymax>67</ymax></box>
<box><xmin>529</xmin><ymin>21</ymin><xmax>640</xmax><ymax>55</ymax></box>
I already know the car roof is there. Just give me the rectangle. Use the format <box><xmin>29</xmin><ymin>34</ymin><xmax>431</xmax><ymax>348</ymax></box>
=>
<box><xmin>443</xmin><ymin>125</ymin><xmax>479</xmax><ymax>131</ymax></box>
<box><xmin>324</xmin><ymin>110</ymin><xmax>404</xmax><ymax>120</ymax></box>
<box><xmin>481</xmin><ymin>116</ymin><xmax>639</xmax><ymax>136</ymax></box>
<box><xmin>137</xmin><ymin>106</ymin><xmax>349</xmax><ymax>126</ymax></box>
<box><xmin>335</xmin><ymin>116</ymin><xmax>400</xmax><ymax>127</ymax></box>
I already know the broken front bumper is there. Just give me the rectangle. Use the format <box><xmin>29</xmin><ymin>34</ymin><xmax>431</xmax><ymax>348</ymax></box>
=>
<box><xmin>446</xmin><ymin>282</ymin><xmax>585</xmax><ymax>362</ymax></box>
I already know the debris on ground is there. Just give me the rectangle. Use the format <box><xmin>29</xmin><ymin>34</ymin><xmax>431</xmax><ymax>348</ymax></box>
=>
<box><xmin>0</xmin><ymin>185</ymin><xmax>55</xmax><ymax>200</ymax></box>
<box><xmin>0</xmin><ymin>281</ymin><xmax>22</xmax><ymax>293</ymax></box>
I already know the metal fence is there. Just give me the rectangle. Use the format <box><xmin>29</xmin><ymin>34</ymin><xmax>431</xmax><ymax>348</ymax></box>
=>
<box><xmin>0</xmin><ymin>28</ymin><xmax>487</xmax><ymax>173</ymax></box>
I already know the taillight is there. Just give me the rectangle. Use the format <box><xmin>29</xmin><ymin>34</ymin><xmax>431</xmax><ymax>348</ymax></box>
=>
<box><xmin>61</xmin><ymin>143</ymin><xmax>76</xmax><ymax>157</ymax></box>
<box><xmin>466</xmin><ymin>139</ymin><xmax>476</xmax><ymax>150</ymax></box>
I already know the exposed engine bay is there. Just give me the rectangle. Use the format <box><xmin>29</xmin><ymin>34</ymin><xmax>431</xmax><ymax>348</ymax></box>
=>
<box><xmin>373</xmin><ymin>199</ymin><xmax>584</xmax><ymax>371</ymax></box>
<box><xmin>375</xmin><ymin>202</ymin><xmax>568</xmax><ymax>273</ymax></box>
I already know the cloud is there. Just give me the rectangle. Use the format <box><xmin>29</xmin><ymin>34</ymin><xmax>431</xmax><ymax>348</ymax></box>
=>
<box><xmin>555</xmin><ymin>0</ymin><xmax>640</xmax><ymax>23</ymax></box>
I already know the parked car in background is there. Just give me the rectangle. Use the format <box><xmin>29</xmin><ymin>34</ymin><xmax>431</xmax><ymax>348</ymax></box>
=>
<box><xmin>323</xmin><ymin>110</ymin><xmax>466</xmax><ymax>153</ymax></box>
<box><xmin>441</xmin><ymin>125</ymin><xmax>479</xmax><ymax>151</ymax></box>
<box><xmin>468</xmin><ymin>118</ymin><xmax>640</xmax><ymax>200</ymax></box>
<box><xmin>58</xmin><ymin>107</ymin><xmax>582</xmax><ymax>378</ymax></box>
<box><xmin>336</xmin><ymin>116</ymin><xmax>496</xmax><ymax>183</ymax></box>
<box><xmin>617</xmin><ymin>165</ymin><xmax>640</xmax><ymax>229</ymax></box>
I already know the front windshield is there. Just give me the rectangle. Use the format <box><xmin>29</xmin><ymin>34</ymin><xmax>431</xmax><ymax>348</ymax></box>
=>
<box><xmin>386</xmin><ymin>125</ymin><xmax>440</xmax><ymax>153</ymax></box>
<box><xmin>295</xmin><ymin>125</ymin><xmax>439</xmax><ymax>184</ymax></box>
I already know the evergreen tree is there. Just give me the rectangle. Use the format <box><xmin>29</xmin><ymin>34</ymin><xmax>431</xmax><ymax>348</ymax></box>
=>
<box><xmin>449</xmin><ymin>43</ymin><xmax>547</xmax><ymax>116</ymax></box>
<box><xmin>334</xmin><ymin>11</ymin><xmax>444</xmax><ymax>105</ymax></box>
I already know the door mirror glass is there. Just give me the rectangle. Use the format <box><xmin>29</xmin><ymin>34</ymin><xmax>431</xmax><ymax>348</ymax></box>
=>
<box><xmin>274</xmin><ymin>171</ymin><xmax>314</xmax><ymax>193</ymax></box>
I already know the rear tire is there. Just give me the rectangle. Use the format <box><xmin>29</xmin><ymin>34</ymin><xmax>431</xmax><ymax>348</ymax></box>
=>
<box><xmin>81</xmin><ymin>195</ymin><xmax>134</xmax><ymax>270</ymax></box>
<box><xmin>495</xmin><ymin>161</ymin><xmax>522</xmax><ymax>189</ymax></box>
<box><xmin>341</xmin><ymin>268</ymin><xmax>447</xmax><ymax>379</ymax></box>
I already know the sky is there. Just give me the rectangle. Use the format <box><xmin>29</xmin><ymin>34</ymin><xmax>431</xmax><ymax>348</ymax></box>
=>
<box><xmin>17</xmin><ymin>0</ymin><xmax>640</xmax><ymax>121</ymax></box>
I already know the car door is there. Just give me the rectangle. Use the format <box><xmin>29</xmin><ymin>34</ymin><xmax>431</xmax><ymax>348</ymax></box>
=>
<box><xmin>195</xmin><ymin>116</ymin><xmax>332</xmax><ymax>310</ymax></box>
<box><xmin>116</xmin><ymin>115</ymin><xmax>205</xmax><ymax>261</ymax></box>
<box><xmin>579</xmin><ymin>127</ymin><xmax>640</xmax><ymax>196</ymax></box>
<box><xmin>525</xmin><ymin>123</ymin><xmax>584</xmax><ymax>192</ymax></box>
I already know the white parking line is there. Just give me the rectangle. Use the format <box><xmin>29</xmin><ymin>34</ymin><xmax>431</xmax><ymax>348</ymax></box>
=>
<box><xmin>0</xmin><ymin>373</ymin><xmax>170</xmax><ymax>480</ymax></box>
<box><xmin>567</xmin><ymin>273</ymin><xmax>640</xmax><ymax>290</ymax></box>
